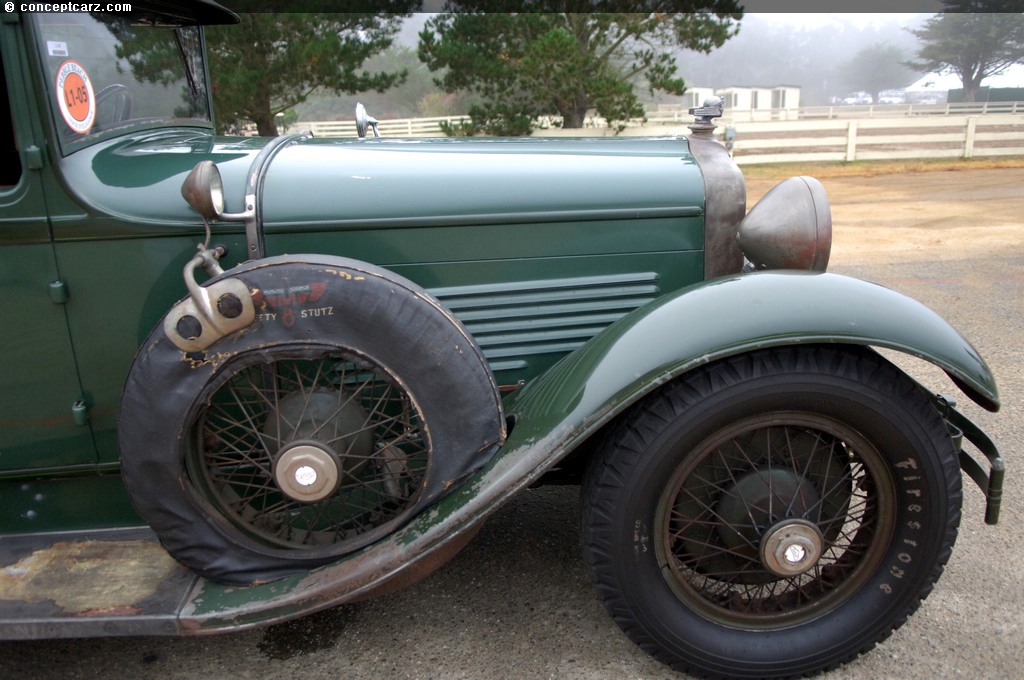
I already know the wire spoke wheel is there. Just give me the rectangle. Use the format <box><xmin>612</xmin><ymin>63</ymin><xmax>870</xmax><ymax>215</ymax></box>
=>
<box><xmin>656</xmin><ymin>414</ymin><xmax>894</xmax><ymax>628</ymax></box>
<box><xmin>582</xmin><ymin>346</ymin><xmax>961</xmax><ymax>678</ymax></box>
<box><xmin>189</xmin><ymin>346</ymin><xmax>427</xmax><ymax>553</ymax></box>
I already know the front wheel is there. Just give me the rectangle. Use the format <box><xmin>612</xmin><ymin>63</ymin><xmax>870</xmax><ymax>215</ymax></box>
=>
<box><xmin>582</xmin><ymin>346</ymin><xmax>961</xmax><ymax>678</ymax></box>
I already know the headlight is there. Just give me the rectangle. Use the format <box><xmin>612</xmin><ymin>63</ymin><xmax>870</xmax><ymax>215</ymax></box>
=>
<box><xmin>738</xmin><ymin>176</ymin><xmax>832</xmax><ymax>272</ymax></box>
<box><xmin>181</xmin><ymin>160</ymin><xmax>225</xmax><ymax>220</ymax></box>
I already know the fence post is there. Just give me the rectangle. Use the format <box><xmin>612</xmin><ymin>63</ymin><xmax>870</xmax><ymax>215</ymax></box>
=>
<box><xmin>963</xmin><ymin>116</ymin><xmax>978</xmax><ymax>159</ymax></box>
<box><xmin>845</xmin><ymin>120</ymin><xmax>858</xmax><ymax>162</ymax></box>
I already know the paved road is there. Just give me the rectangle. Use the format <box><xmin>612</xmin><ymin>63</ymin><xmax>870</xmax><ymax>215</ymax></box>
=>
<box><xmin>3</xmin><ymin>168</ymin><xmax>1022</xmax><ymax>679</ymax></box>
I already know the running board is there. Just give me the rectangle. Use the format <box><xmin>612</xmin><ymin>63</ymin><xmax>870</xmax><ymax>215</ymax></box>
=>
<box><xmin>0</xmin><ymin>528</ymin><xmax>197</xmax><ymax>639</ymax></box>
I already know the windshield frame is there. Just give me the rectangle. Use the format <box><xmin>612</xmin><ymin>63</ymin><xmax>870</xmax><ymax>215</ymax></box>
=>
<box><xmin>26</xmin><ymin>11</ymin><xmax>217</xmax><ymax>156</ymax></box>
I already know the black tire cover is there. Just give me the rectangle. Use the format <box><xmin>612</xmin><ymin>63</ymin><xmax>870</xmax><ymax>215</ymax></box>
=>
<box><xmin>119</xmin><ymin>254</ymin><xmax>504</xmax><ymax>584</ymax></box>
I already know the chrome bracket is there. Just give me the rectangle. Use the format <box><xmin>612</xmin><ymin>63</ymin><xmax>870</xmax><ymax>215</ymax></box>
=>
<box><xmin>163</xmin><ymin>245</ymin><xmax>256</xmax><ymax>352</ymax></box>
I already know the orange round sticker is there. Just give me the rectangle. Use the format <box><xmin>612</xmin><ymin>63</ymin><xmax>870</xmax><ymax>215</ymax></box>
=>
<box><xmin>55</xmin><ymin>60</ymin><xmax>95</xmax><ymax>134</ymax></box>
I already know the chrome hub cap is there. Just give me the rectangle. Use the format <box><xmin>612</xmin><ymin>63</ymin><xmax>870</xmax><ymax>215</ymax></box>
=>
<box><xmin>761</xmin><ymin>519</ymin><xmax>825</xmax><ymax>577</ymax></box>
<box><xmin>273</xmin><ymin>441</ymin><xmax>341</xmax><ymax>503</ymax></box>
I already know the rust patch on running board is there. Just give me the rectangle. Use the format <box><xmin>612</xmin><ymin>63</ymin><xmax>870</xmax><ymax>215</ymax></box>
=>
<box><xmin>0</xmin><ymin>540</ymin><xmax>182</xmax><ymax>615</ymax></box>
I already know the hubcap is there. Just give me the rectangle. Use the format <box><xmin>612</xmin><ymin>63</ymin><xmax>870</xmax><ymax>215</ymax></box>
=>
<box><xmin>761</xmin><ymin>519</ymin><xmax>825</xmax><ymax>577</ymax></box>
<box><xmin>273</xmin><ymin>441</ymin><xmax>341</xmax><ymax>502</ymax></box>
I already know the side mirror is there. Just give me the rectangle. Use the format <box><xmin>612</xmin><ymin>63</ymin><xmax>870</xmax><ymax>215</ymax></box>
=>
<box><xmin>355</xmin><ymin>102</ymin><xmax>380</xmax><ymax>138</ymax></box>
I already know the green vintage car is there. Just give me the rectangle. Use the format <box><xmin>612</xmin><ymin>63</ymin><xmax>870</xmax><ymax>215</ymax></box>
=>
<box><xmin>0</xmin><ymin>3</ymin><xmax>1004</xmax><ymax>678</ymax></box>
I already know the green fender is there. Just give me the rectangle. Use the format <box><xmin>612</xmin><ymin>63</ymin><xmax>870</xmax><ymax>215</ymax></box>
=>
<box><xmin>506</xmin><ymin>269</ymin><xmax>998</xmax><ymax>432</ymax></box>
<box><xmin>491</xmin><ymin>269</ymin><xmax>997</xmax><ymax>483</ymax></box>
<box><xmin>178</xmin><ymin>270</ymin><xmax>998</xmax><ymax>631</ymax></box>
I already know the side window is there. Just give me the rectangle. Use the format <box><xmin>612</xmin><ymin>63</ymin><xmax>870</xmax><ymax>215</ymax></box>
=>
<box><xmin>0</xmin><ymin>52</ymin><xmax>22</xmax><ymax>187</ymax></box>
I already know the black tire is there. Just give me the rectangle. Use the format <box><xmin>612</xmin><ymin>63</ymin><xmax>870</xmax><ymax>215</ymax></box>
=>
<box><xmin>120</xmin><ymin>255</ymin><xmax>504</xmax><ymax>585</ymax></box>
<box><xmin>582</xmin><ymin>345</ymin><xmax>961</xmax><ymax>679</ymax></box>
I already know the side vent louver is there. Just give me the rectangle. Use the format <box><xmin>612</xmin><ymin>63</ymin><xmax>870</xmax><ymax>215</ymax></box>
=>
<box><xmin>432</xmin><ymin>272</ymin><xmax>660</xmax><ymax>374</ymax></box>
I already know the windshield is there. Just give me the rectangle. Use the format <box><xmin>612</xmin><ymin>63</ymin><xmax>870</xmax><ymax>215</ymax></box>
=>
<box><xmin>32</xmin><ymin>12</ymin><xmax>211</xmax><ymax>151</ymax></box>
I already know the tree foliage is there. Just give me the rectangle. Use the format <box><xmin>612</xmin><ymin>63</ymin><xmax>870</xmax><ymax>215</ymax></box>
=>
<box><xmin>839</xmin><ymin>43</ymin><xmax>922</xmax><ymax>104</ymax></box>
<box><xmin>292</xmin><ymin>45</ymin><xmax>476</xmax><ymax>121</ymax></box>
<box><xmin>205</xmin><ymin>6</ymin><xmax>417</xmax><ymax>135</ymax></box>
<box><xmin>418</xmin><ymin>2</ymin><xmax>742</xmax><ymax>135</ymax></box>
<box><xmin>674</xmin><ymin>14</ymin><xmax>929</xmax><ymax>107</ymax></box>
<box><xmin>906</xmin><ymin>2</ymin><xmax>1024</xmax><ymax>102</ymax></box>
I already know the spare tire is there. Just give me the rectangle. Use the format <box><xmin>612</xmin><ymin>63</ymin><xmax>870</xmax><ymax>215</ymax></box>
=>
<box><xmin>119</xmin><ymin>254</ymin><xmax>504</xmax><ymax>585</ymax></box>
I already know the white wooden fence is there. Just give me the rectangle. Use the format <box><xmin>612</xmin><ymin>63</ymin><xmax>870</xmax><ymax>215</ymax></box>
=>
<box><xmin>724</xmin><ymin>114</ymin><xmax>1024</xmax><ymax>165</ymax></box>
<box><xmin>649</xmin><ymin>100</ymin><xmax>1024</xmax><ymax>123</ymax></box>
<box><xmin>294</xmin><ymin>104</ymin><xmax>1024</xmax><ymax>165</ymax></box>
<box><xmin>297</xmin><ymin>115</ymin><xmax>469</xmax><ymax>138</ymax></box>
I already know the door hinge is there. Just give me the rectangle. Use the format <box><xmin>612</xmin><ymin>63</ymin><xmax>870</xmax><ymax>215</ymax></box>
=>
<box><xmin>71</xmin><ymin>400</ymin><xmax>89</xmax><ymax>426</ymax></box>
<box><xmin>48</xmin><ymin>279</ymin><xmax>68</xmax><ymax>304</ymax></box>
<box><xmin>25</xmin><ymin>145</ymin><xmax>43</xmax><ymax>170</ymax></box>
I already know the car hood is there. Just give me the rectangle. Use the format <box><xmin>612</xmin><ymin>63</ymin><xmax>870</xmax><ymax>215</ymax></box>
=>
<box><xmin>261</xmin><ymin>136</ymin><xmax>704</xmax><ymax>230</ymax></box>
<box><xmin>64</xmin><ymin>130</ymin><xmax>705</xmax><ymax>229</ymax></box>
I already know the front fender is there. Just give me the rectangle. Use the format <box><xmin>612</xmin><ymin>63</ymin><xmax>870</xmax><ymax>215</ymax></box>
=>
<box><xmin>507</xmin><ymin>270</ymin><xmax>998</xmax><ymax>433</ymax></box>
<box><xmin>491</xmin><ymin>269</ymin><xmax>996</xmax><ymax>488</ymax></box>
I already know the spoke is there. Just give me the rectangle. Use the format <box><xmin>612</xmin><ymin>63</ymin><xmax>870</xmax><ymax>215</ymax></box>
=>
<box><xmin>784</xmin><ymin>426</ymin><xmax>818</xmax><ymax>517</ymax></box>
<box><xmin>803</xmin><ymin>463</ymin><xmax>861</xmax><ymax>523</ymax></box>
<box><xmin>243</xmin><ymin>496</ymin><xmax>294</xmax><ymax>522</ymax></box>
<box><xmin>306</xmin><ymin>372</ymin><xmax>375</xmax><ymax>442</ymax></box>
<box><xmin>764</xmin><ymin>428</ymin><xmax>776</xmax><ymax>521</ymax></box>
<box><xmin>340</xmin><ymin>466</ymin><xmax>419</xmax><ymax>501</ymax></box>
<box><xmin>681</xmin><ymin>466</ymin><xmax>764</xmax><ymax>556</ymax></box>
<box><xmin>237</xmin><ymin>367</ymin><xmax>292</xmax><ymax>441</ymax></box>
<box><xmin>209</xmin><ymin>471</ymin><xmax>277</xmax><ymax>491</ymax></box>
<box><xmin>202</xmin><ymin>431</ymin><xmax>268</xmax><ymax>472</ymax></box>
<box><xmin>288</xmin><ymin>360</ymin><xmax>316</xmax><ymax>441</ymax></box>
<box><xmin>298</xmin><ymin>496</ymin><xmax>333</xmax><ymax>538</ymax></box>
<box><xmin>712</xmin><ymin>444</ymin><xmax>764</xmax><ymax>532</ymax></box>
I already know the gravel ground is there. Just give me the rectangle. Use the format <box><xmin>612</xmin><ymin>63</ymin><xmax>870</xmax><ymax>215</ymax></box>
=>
<box><xmin>3</xmin><ymin>167</ymin><xmax>1022</xmax><ymax>679</ymax></box>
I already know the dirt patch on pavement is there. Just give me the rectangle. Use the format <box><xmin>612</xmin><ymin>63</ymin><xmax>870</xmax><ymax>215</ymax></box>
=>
<box><xmin>747</xmin><ymin>167</ymin><xmax>1024</xmax><ymax>267</ymax></box>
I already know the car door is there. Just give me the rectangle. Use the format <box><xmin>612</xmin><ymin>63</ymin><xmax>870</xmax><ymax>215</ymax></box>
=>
<box><xmin>0</xmin><ymin>23</ymin><xmax>96</xmax><ymax>472</ymax></box>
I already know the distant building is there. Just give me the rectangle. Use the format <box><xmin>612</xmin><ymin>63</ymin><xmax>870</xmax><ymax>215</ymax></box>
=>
<box><xmin>714</xmin><ymin>85</ymin><xmax>801</xmax><ymax>120</ymax></box>
<box><xmin>680</xmin><ymin>87</ymin><xmax>716</xmax><ymax>110</ymax></box>
<box><xmin>660</xmin><ymin>85</ymin><xmax>801</xmax><ymax>120</ymax></box>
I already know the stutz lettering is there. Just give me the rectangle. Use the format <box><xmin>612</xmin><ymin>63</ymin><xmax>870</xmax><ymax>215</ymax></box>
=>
<box><xmin>301</xmin><ymin>306</ymin><xmax>334</xmax><ymax>318</ymax></box>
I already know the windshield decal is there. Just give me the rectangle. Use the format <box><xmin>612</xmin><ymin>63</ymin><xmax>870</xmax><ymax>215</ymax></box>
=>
<box><xmin>46</xmin><ymin>40</ymin><xmax>69</xmax><ymax>57</ymax></box>
<box><xmin>55</xmin><ymin>60</ymin><xmax>95</xmax><ymax>135</ymax></box>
